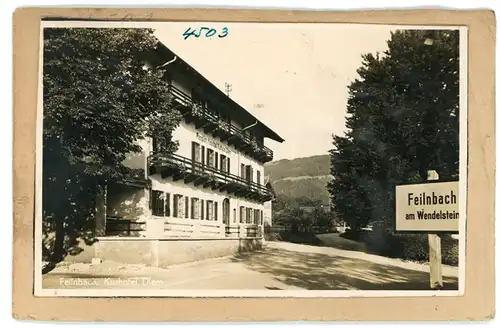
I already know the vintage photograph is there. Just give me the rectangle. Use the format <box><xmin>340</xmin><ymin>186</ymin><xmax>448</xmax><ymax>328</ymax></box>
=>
<box><xmin>35</xmin><ymin>21</ymin><xmax>467</xmax><ymax>297</ymax></box>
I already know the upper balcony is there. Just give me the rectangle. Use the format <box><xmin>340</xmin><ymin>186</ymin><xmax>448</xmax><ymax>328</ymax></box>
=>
<box><xmin>148</xmin><ymin>153</ymin><xmax>273</xmax><ymax>203</ymax></box>
<box><xmin>169</xmin><ymin>85</ymin><xmax>274</xmax><ymax>163</ymax></box>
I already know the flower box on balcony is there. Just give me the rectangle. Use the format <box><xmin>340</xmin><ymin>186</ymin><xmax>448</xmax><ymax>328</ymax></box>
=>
<box><xmin>192</xmin><ymin>103</ymin><xmax>204</xmax><ymax>118</ymax></box>
<box><xmin>217</xmin><ymin>120</ymin><xmax>231</xmax><ymax>132</ymax></box>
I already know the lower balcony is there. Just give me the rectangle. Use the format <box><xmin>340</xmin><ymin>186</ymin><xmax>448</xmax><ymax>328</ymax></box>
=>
<box><xmin>148</xmin><ymin>153</ymin><xmax>273</xmax><ymax>202</ymax></box>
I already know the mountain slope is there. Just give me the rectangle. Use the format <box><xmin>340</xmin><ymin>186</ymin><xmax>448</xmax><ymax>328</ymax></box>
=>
<box><xmin>264</xmin><ymin>155</ymin><xmax>332</xmax><ymax>203</ymax></box>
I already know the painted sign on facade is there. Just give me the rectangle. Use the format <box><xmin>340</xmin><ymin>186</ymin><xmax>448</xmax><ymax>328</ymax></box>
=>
<box><xmin>196</xmin><ymin>132</ymin><xmax>233</xmax><ymax>155</ymax></box>
<box><xmin>395</xmin><ymin>181</ymin><xmax>460</xmax><ymax>232</ymax></box>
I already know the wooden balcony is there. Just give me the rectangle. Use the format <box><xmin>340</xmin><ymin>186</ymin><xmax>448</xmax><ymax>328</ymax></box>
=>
<box><xmin>148</xmin><ymin>153</ymin><xmax>273</xmax><ymax>203</ymax></box>
<box><xmin>168</xmin><ymin>85</ymin><xmax>274</xmax><ymax>163</ymax></box>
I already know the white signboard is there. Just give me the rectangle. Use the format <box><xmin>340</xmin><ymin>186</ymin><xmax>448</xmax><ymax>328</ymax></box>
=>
<box><xmin>395</xmin><ymin>181</ymin><xmax>460</xmax><ymax>233</ymax></box>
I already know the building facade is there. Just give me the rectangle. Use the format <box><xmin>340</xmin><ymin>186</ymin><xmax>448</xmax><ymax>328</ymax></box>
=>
<box><xmin>71</xmin><ymin>40</ymin><xmax>284</xmax><ymax>267</ymax></box>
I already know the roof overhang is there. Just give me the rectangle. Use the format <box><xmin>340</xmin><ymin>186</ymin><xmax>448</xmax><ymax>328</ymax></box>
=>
<box><xmin>152</xmin><ymin>41</ymin><xmax>285</xmax><ymax>143</ymax></box>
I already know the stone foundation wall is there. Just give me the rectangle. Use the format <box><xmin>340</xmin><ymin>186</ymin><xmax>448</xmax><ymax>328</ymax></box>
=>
<box><xmin>62</xmin><ymin>237</ymin><xmax>263</xmax><ymax>268</ymax></box>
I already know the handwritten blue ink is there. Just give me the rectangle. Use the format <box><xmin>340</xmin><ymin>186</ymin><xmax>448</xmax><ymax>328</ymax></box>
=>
<box><xmin>205</xmin><ymin>28</ymin><xmax>216</xmax><ymax>38</ymax></box>
<box><xmin>183</xmin><ymin>27</ymin><xmax>229</xmax><ymax>40</ymax></box>
<box><xmin>218</xmin><ymin>27</ymin><xmax>229</xmax><ymax>38</ymax></box>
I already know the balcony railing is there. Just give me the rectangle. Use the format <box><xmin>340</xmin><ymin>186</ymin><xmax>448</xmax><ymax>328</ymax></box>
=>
<box><xmin>148</xmin><ymin>153</ymin><xmax>273</xmax><ymax>203</ymax></box>
<box><xmin>168</xmin><ymin>85</ymin><xmax>274</xmax><ymax>162</ymax></box>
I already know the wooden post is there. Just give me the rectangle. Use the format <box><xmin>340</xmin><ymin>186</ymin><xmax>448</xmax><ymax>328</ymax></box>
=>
<box><xmin>427</xmin><ymin>170</ymin><xmax>443</xmax><ymax>290</ymax></box>
<box><xmin>95</xmin><ymin>183</ymin><xmax>107</xmax><ymax>237</ymax></box>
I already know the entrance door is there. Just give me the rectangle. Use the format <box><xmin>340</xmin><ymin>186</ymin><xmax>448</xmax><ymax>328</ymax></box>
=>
<box><xmin>222</xmin><ymin>198</ymin><xmax>230</xmax><ymax>225</ymax></box>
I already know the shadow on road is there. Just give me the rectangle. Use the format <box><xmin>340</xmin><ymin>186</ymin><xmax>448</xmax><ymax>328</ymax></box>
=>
<box><xmin>233</xmin><ymin>248</ymin><xmax>458</xmax><ymax>290</ymax></box>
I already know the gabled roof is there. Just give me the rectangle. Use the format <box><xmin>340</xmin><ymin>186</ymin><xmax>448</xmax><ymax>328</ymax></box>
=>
<box><xmin>154</xmin><ymin>41</ymin><xmax>285</xmax><ymax>143</ymax></box>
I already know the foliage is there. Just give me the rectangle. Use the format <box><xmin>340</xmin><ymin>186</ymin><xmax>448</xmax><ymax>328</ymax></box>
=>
<box><xmin>278</xmin><ymin>231</ymin><xmax>324</xmax><ymax>246</ymax></box>
<box><xmin>270</xmin><ymin>176</ymin><xmax>332</xmax><ymax>203</ymax></box>
<box><xmin>265</xmin><ymin>155</ymin><xmax>330</xmax><ymax>180</ymax></box>
<box><xmin>273</xmin><ymin>196</ymin><xmax>337</xmax><ymax>234</ymax></box>
<box><xmin>339</xmin><ymin>230</ymin><xmax>458</xmax><ymax>266</ymax></box>
<box><xmin>328</xmin><ymin>30</ymin><xmax>460</xmax><ymax>231</ymax></box>
<box><xmin>380</xmin><ymin>233</ymin><xmax>459</xmax><ymax>266</ymax></box>
<box><xmin>43</xmin><ymin>28</ymin><xmax>182</xmax><ymax>263</ymax></box>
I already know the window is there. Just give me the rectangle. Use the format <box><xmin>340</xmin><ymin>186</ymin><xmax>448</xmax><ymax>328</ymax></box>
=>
<box><xmin>206</xmin><ymin>200</ymin><xmax>213</xmax><ymax>220</ymax></box>
<box><xmin>151</xmin><ymin>190</ymin><xmax>165</xmax><ymax>216</ymax></box>
<box><xmin>260</xmin><ymin>210</ymin><xmax>263</xmax><ymax>225</ymax></box>
<box><xmin>207</xmin><ymin>148</ymin><xmax>213</xmax><ymax>167</ymax></box>
<box><xmin>253</xmin><ymin>209</ymin><xmax>259</xmax><ymax>225</ymax></box>
<box><xmin>246</xmin><ymin>165</ymin><xmax>253</xmax><ymax>183</ymax></box>
<box><xmin>215</xmin><ymin>152</ymin><xmax>219</xmax><ymax>169</ymax></box>
<box><xmin>192</xmin><ymin>142</ymin><xmax>201</xmax><ymax>163</ymax></box>
<box><xmin>220</xmin><ymin>154</ymin><xmax>227</xmax><ymax>172</ymax></box>
<box><xmin>240</xmin><ymin>206</ymin><xmax>245</xmax><ymax>223</ymax></box>
<box><xmin>173</xmin><ymin>194</ymin><xmax>181</xmax><ymax>218</ymax></box>
<box><xmin>257</xmin><ymin>171</ymin><xmax>261</xmax><ymax>185</ymax></box>
<box><xmin>184</xmin><ymin>196</ymin><xmax>190</xmax><ymax>219</ymax></box>
<box><xmin>246</xmin><ymin>208</ymin><xmax>252</xmax><ymax>224</ymax></box>
<box><xmin>173</xmin><ymin>194</ymin><xmax>185</xmax><ymax>218</ymax></box>
<box><xmin>241</xmin><ymin>164</ymin><xmax>245</xmax><ymax>178</ymax></box>
<box><xmin>221</xmin><ymin>155</ymin><xmax>231</xmax><ymax>174</ymax></box>
<box><xmin>233</xmin><ymin>208</ymin><xmax>236</xmax><ymax>223</ymax></box>
<box><xmin>151</xmin><ymin>190</ymin><xmax>170</xmax><ymax>217</ymax></box>
<box><xmin>191</xmin><ymin>198</ymin><xmax>200</xmax><ymax>219</ymax></box>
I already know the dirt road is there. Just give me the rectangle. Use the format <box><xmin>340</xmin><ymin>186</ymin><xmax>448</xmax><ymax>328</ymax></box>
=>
<box><xmin>42</xmin><ymin>241</ymin><xmax>458</xmax><ymax>290</ymax></box>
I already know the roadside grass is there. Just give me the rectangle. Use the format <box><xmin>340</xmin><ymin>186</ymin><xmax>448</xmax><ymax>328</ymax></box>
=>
<box><xmin>339</xmin><ymin>229</ymin><xmax>459</xmax><ymax>266</ymax></box>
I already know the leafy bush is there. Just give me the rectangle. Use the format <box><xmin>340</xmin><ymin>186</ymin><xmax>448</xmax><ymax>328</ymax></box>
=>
<box><xmin>339</xmin><ymin>229</ymin><xmax>370</xmax><ymax>242</ymax></box>
<box><xmin>339</xmin><ymin>230</ymin><xmax>459</xmax><ymax>266</ymax></box>
<box><xmin>381</xmin><ymin>233</ymin><xmax>458</xmax><ymax>266</ymax></box>
<box><xmin>279</xmin><ymin>231</ymin><xmax>324</xmax><ymax>246</ymax></box>
<box><xmin>265</xmin><ymin>231</ymin><xmax>282</xmax><ymax>241</ymax></box>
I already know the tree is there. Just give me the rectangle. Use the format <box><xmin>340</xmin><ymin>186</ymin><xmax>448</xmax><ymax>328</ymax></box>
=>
<box><xmin>43</xmin><ymin>28</ymin><xmax>182</xmax><ymax>263</ymax></box>
<box><xmin>328</xmin><ymin>30</ymin><xmax>460</xmax><ymax>232</ymax></box>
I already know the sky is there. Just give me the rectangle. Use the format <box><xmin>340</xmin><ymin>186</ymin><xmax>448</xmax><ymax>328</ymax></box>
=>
<box><xmin>153</xmin><ymin>23</ymin><xmax>396</xmax><ymax>161</ymax></box>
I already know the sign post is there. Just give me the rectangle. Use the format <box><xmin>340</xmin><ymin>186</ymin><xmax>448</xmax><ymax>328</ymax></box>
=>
<box><xmin>395</xmin><ymin>170</ymin><xmax>459</xmax><ymax>290</ymax></box>
<box><xmin>427</xmin><ymin>170</ymin><xmax>443</xmax><ymax>290</ymax></box>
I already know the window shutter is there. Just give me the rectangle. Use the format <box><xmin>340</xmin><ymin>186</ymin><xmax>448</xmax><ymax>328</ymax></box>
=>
<box><xmin>241</xmin><ymin>164</ymin><xmax>245</xmax><ymax>178</ymax></box>
<box><xmin>227</xmin><ymin>158</ymin><xmax>231</xmax><ymax>174</ymax></box>
<box><xmin>191</xmin><ymin>142</ymin><xmax>196</xmax><ymax>161</ymax></box>
<box><xmin>173</xmin><ymin>195</ymin><xmax>178</xmax><ymax>218</ymax></box>
<box><xmin>185</xmin><ymin>196</ymin><xmax>189</xmax><ymax>219</ymax></box>
<box><xmin>214</xmin><ymin>202</ymin><xmax>218</xmax><ymax>221</ymax></box>
<box><xmin>201</xmin><ymin>146</ymin><xmax>205</xmax><ymax>166</ymax></box>
<box><xmin>179</xmin><ymin>195</ymin><xmax>184</xmax><ymax>218</ymax></box>
<box><xmin>165</xmin><ymin>193</ymin><xmax>171</xmax><ymax>217</ymax></box>
<box><xmin>215</xmin><ymin>152</ymin><xmax>219</xmax><ymax>169</ymax></box>
<box><xmin>191</xmin><ymin>199</ymin><xmax>195</xmax><ymax>219</ymax></box>
<box><xmin>201</xmin><ymin>200</ymin><xmax>204</xmax><ymax>220</ymax></box>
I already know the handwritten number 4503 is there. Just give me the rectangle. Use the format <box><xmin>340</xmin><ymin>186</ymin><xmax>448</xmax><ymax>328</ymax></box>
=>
<box><xmin>183</xmin><ymin>27</ymin><xmax>229</xmax><ymax>40</ymax></box>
